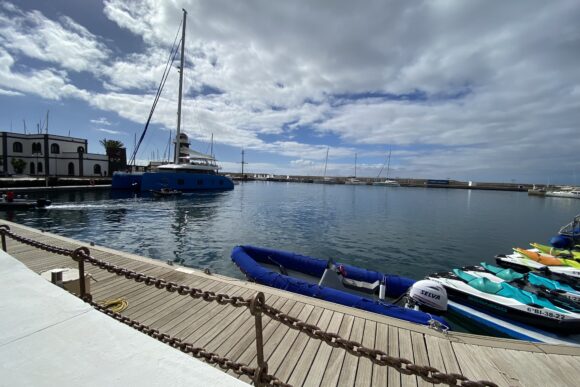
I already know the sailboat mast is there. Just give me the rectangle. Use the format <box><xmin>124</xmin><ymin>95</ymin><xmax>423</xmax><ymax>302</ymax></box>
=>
<box><xmin>354</xmin><ymin>153</ymin><xmax>357</xmax><ymax>178</ymax></box>
<box><xmin>323</xmin><ymin>147</ymin><xmax>329</xmax><ymax>178</ymax></box>
<box><xmin>386</xmin><ymin>146</ymin><xmax>392</xmax><ymax>180</ymax></box>
<box><xmin>174</xmin><ymin>9</ymin><xmax>187</xmax><ymax>164</ymax></box>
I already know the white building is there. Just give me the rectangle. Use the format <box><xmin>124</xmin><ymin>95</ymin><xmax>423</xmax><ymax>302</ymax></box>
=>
<box><xmin>0</xmin><ymin>132</ymin><xmax>109</xmax><ymax>177</ymax></box>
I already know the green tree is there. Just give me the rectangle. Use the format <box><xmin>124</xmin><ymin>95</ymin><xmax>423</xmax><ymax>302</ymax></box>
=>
<box><xmin>11</xmin><ymin>158</ymin><xmax>26</xmax><ymax>174</ymax></box>
<box><xmin>100</xmin><ymin>139</ymin><xmax>125</xmax><ymax>151</ymax></box>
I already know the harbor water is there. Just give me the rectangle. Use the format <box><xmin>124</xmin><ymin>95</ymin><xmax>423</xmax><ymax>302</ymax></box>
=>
<box><xmin>2</xmin><ymin>182</ymin><xmax>580</xmax><ymax>281</ymax></box>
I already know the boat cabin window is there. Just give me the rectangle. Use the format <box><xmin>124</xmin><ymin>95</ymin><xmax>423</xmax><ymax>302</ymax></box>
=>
<box><xmin>13</xmin><ymin>142</ymin><xmax>23</xmax><ymax>153</ymax></box>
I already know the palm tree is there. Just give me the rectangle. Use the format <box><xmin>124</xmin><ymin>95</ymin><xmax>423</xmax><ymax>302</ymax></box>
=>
<box><xmin>100</xmin><ymin>139</ymin><xmax>125</xmax><ymax>151</ymax></box>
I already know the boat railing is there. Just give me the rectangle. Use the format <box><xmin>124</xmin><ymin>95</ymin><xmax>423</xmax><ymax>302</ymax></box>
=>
<box><xmin>0</xmin><ymin>224</ymin><xmax>497</xmax><ymax>387</ymax></box>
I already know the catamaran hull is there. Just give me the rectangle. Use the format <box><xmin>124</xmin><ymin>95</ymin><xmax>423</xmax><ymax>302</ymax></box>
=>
<box><xmin>112</xmin><ymin>171</ymin><xmax>234</xmax><ymax>191</ymax></box>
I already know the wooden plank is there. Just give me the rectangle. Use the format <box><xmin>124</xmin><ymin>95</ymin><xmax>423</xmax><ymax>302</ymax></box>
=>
<box><xmin>410</xmin><ymin>331</ymin><xmax>433</xmax><ymax>387</ymax></box>
<box><xmin>253</xmin><ymin>306</ymin><xmax>325</xmax><ymax>382</ymax></box>
<box><xmin>303</xmin><ymin>311</ymin><xmax>344</xmax><ymax>387</ymax></box>
<box><xmin>371</xmin><ymin>322</ymin><xmax>389</xmax><ymax>387</ymax></box>
<box><xmin>423</xmin><ymin>335</ymin><xmax>448</xmax><ymax>374</ymax></box>
<box><xmin>399</xmin><ymin>328</ymin><xmax>418</xmax><ymax>387</ymax></box>
<box><xmin>183</xmin><ymin>292</ymin><xmax>278</xmax><ymax>346</ymax></box>
<box><xmin>354</xmin><ymin>319</ymin><xmax>377</xmax><ymax>387</ymax></box>
<box><xmin>433</xmin><ymin>336</ymin><xmax>462</xmax><ymax>375</ymax></box>
<box><xmin>319</xmin><ymin>314</ymin><xmax>355</xmax><ymax>387</ymax></box>
<box><xmin>286</xmin><ymin>309</ymin><xmax>335</xmax><ymax>386</ymax></box>
<box><xmin>336</xmin><ymin>316</ymin><xmax>365</xmax><ymax>387</ymax></box>
<box><xmin>201</xmin><ymin>296</ymin><xmax>286</xmax><ymax>351</ymax></box>
<box><xmin>225</xmin><ymin>302</ymin><xmax>311</xmax><ymax>380</ymax></box>
<box><xmin>217</xmin><ymin>299</ymin><xmax>302</xmax><ymax>361</ymax></box>
<box><xmin>452</xmin><ymin>343</ymin><xmax>510</xmax><ymax>386</ymax></box>
<box><xmin>387</xmin><ymin>325</ymin><xmax>401</xmax><ymax>387</ymax></box>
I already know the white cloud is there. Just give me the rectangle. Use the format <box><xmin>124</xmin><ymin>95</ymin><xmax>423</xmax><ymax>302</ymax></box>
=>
<box><xmin>0</xmin><ymin>6</ymin><xmax>109</xmax><ymax>73</ymax></box>
<box><xmin>0</xmin><ymin>87</ymin><xmax>23</xmax><ymax>96</ymax></box>
<box><xmin>90</xmin><ymin>117</ymin><xmax>113</xmax><ymax>126</ymax></box>
<box><xmin>2</xmin><ymin>0</ymin><xmax>580</xmax><ymax>182</ymax></box>
<box><xmin>96</xmin><ymin>128</ymin><xmax>124</xmax><ymax>135</ymax></box>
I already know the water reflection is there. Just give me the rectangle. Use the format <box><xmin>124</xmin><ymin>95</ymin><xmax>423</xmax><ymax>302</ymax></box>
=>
<box><xmin>2</xmin><ymin>183</ymin><xmax>580</xmax><ymax>280</ymax></box>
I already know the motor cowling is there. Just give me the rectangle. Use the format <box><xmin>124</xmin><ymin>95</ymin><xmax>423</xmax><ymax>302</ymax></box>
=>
<box><xmin>408</xmin><ymin>280</ymin><xmax>448</xmax><ymax>313</ymax></box>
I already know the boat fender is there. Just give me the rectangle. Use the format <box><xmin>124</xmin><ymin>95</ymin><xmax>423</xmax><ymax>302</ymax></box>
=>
<box><xmin>379</xmin><ymin>276</ymin><xmax>386</xmax><ymax>300</ymax></box>
<box><xmin>408</xmin><ymin>280</ymin><xmax>448</xmax><ymax>313</ymax></box>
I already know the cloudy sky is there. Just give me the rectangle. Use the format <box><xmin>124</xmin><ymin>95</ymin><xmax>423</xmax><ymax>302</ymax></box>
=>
<box><xmin>1</xmin><ymin>0</ymin><xmax>579</xmax><ymax>183</ymax></box>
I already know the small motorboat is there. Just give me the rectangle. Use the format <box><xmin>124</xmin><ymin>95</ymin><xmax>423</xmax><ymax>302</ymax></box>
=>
<box><xmin>150</xmin><ymin>188</ymin><xmax>183</xmax><ymax>198</ymax></box>
<box><xmin>231</xmin><ymin>245</ymin><xmax>448</xmax><ymax>327</ymax></box>
<box><xmin>0</xmin><ymin>197</ymin><xmax>51</xmax><ymax>210</ymax></box>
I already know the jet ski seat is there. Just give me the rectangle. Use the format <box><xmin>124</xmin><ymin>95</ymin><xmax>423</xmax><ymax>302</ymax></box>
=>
<box><xmin>481</xmin><ymin>262</ymin><xmax>524</xmax><ymax>281</ymax></box>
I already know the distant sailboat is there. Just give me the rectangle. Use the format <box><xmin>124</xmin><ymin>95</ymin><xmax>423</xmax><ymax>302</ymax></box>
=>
<box><xmin>321</xmin><ymin>147</ymin><xmax>335</xmax><ymax>184</ymax></box>
<box><xmin>373</xmin><ymin>147</ymin><xmax>400</xmax><ymax>187</ymax></box>
<box><xmin>345</xmin><ymin>153</ymin><xmax>366</xmax><ymax>185</ymax></box>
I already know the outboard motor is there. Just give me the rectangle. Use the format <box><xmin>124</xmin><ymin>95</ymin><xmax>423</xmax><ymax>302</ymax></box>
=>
<box><xmin>406</xmin><ymin>280</ymin><xmax>448</xmax><ymax>314</ymax></box>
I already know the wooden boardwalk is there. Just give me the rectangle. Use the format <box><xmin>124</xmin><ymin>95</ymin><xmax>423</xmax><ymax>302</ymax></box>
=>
<box><xmin>2</xmin><ymin>220</ymin><xmax>579</xmax><ymax>387</ymax></box>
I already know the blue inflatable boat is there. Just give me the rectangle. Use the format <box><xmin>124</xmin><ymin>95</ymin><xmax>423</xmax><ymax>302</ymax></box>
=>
<box><xmin>231</xmin><ymin>245</ymin><xmax>447</xmax><ymax>327</ymax></box>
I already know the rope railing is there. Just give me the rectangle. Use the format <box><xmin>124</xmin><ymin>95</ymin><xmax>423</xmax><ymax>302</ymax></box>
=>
<box><xmin>0</xmin><ymin>224</ymin><xmax>497</xmax><ymax>387</ymax></box>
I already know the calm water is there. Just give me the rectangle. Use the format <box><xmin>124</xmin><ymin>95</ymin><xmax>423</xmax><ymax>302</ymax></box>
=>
<box><xmin>2</xmin><ymin>182</ymin><xmax>580</xmax><ymax>280</ymax></box>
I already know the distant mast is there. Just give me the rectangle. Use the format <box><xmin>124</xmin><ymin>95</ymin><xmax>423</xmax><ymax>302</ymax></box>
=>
<box><xmin>354</xmin><ymin>153</ymin><xmax>357</xmax><ymax>178</ymax></box>
<box><xmin>174</xmin><ymin>9</ymin><xmax>187</xmax><ymax>165</ymax></box>
<box><xmin>323</xmin><ymin>147</ymin><xmax>329</xmax><ymax>179</ymax></box>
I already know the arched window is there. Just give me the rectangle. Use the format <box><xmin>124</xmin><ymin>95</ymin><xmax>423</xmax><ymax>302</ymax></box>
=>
<box><xmin>68</xmin><ymin>162</ymin><xmax>75</xmax><ymax>176</ymax></box>
<box><xmin>51</xmin><ymin>143</ymin><xmax>60</xmax><ymax>154</ymax></box>
<box><xmin>37</xmin><ymin>162</ymin><xmax>43</xmax><ymax>173</ymax></box>
<box><xmin>93</xmin><ymin>164</ymin><xmax>102</xmax><ymax>175</ymax></box>
<box><xmin>13</xmin><ymin>142</ymin><xmax>23</xmax><ymax>153</ymax></box>
<box><xmin>32</xmin><ymin>143</ymin><xmax>42</xmax><ymax>154</ymax></box>
<box><xmin>30</xmin><ymin>162</ymin><xmax>35</xmax><ymax>175</ymax></box>
<box><xmin>77</xmin><ymin>146</ymin><xmax>85</xmax><ymax>153</ymax></box>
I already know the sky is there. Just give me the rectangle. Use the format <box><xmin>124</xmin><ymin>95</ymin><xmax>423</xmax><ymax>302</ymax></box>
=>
<box><xmin>0</xmin><ymin>0</ymin><xmax>579</xmax><ymax>184</ymax></box>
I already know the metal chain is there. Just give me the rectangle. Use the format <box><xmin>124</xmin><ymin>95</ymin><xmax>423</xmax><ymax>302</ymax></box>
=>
<box><xmin>89</xmin><ymin>300</ymin><xmax>290</xmax><ymax>386</ymax></box>
<box><xmin>0</xmin><ymin>225</ymin><xmax>497</xmax><ymax>387</ymax></box>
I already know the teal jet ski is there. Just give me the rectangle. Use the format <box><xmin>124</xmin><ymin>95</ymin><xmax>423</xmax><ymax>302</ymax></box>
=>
<box><xmin>428</xmin><ymin>269</ymin><xmax>580</xmax><ymax>333</ymax></box>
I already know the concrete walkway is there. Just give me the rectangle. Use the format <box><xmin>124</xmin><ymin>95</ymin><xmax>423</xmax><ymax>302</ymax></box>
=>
<box><xmin>0</xmin><ymin>249</ymin><xmax>247</xmax><ymax>387</ymax></box>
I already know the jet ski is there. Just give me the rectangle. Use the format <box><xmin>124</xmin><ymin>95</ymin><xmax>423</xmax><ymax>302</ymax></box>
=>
<box><xmin>514</xmin><ymin>248</ymin><xmax>580</xmax><ymax>268</ymax></box>
<box><xmin>496</xmin><ymin>253</ymin><xmax>580</xmax><ymax>280</ymax></box>
<box><xmin>461</xmin><ymin>263</ymin><xmax>580</xmax><ymax>307</ymax></box>
<box><xmin>427</xmin><ymin>269</ymin><xmax>580</xmax><ymax>333</ymax></box>
<box><xmin>530</xmin><ymin>243</ymin><xmax>580</xmax><ymax>260</ymax></box>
